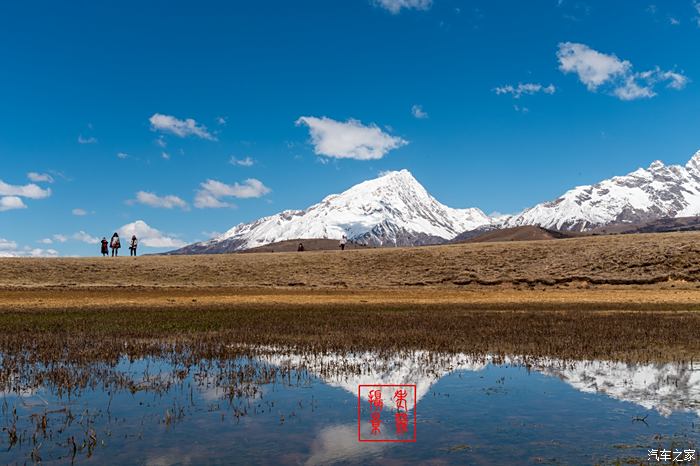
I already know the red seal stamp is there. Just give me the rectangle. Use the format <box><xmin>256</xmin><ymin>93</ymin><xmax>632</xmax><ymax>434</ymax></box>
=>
<box><xmin>358</xmin><ymin>384</ymin><xmax>417</xmax><ymax>442</ymax></box>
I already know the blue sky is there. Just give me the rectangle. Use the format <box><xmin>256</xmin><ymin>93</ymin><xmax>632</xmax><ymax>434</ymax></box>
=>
<box><xmin>1</xmin><ymin>0</ymin><xmax>700</xmax><ymax>256</ymax></box>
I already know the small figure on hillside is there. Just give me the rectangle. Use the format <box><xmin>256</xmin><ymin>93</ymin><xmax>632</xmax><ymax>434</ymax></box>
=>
<box><xmin>110</xmin><ymin>232</ymin><xmax>121</xmax><ymax>257</ymax></box>
<box><xmin>339</xmin><ymin>234</ymin><xmax>347</xmax><ymax>251</ymax></box>
<box><xmin>297</xmin><ymin>242</ymin><xmax>305</xmax><ymax>252</ymax></box>
<box><xmin>100</xmin><ymin>237</ymin><xmax>109</xmax><ymax>257</ymax></box>
<box><xmin>129</xmin><ymin>235</ymin><xmax>138</xmax><ymax>256</ymax></box>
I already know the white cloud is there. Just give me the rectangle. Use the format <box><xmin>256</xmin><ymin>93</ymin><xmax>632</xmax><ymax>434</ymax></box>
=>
<box><xmin>118</xmin><ymin>220</ymin><xmax>186</xmax><ymax>248</ymax></box>
<box><xmin>557</xmin><ymin>42</ymin><xmax>630</xmax><ymax>90</ymax></box>
<box><xmin>193</xmin><ymin>191</ymin><xmax>232</xmax><ymax>209</ymax></box>
<box><xmin>27</xmin><ymin>172</ymin><xmax>54</xmax><ymax>183</ymax></box>
<box><xmin>296</xmin><ymin>116</ymin><xmax>407</xmax><ymax>160</ymax></box>
<box><xmin>411</xmin><ymin>104</ymin><xmax>428</xmax><ymax>119</ymax></box>
<box><xmin>229</xmin><ymin>156</ymin><xmax>255</xmax><ymax>167</ymax></box>
<box><xmin>0</xmin><ymin>238</ymin><xmax>58</xmax><ymax>257</ymax></box>
<box><xmin>149</xmin><ymin>113</ymin><xmax>216</xmax><ymax>140</ymax></box>
<box><xmin>557</xmin><ymin>42</ymin><xmax>689</xmax><ymax>100</ymax></box>
<box><xmin>194</xmin><ymin>178</ymin><xmax>271</xmax><ymax>209</ymax></box>
<box><xmin>0</xmin><ymin>238</ymin><xmax>17</xmax><ymax>251</ymax></box>
<box><xmin>161</xmin><ymin>152</ymin><xmax>171</xmax><ymax>160</ymax></box>
<box><xmin>0</xmin><ymin>180</ymin><xmax>51</xmax><ymax>199</ymax></box>
<box><xmin>72</xmin><ymin>231</ymin><xmax>99</xmax><ymax>244</ymax></box>
<box><xmin>669</xmin><ymin>16</ymin><xmax>680</xmax><ymax>25</ymax></box>
<box><xmin>53</xmin><ymin>234</ymin><xmax>68</xmax><ymax>243</ymax></box>
<box><xmin>38</xmin><ymin>238</ymin><xmax>53</xmax><ymax>245</ymax></box>
<box><xmin>116</xmin><ymin>152</ymin><xmax>129</xmax><ymax>159</ymax></box>
<box><xmin>0</xmin><ymin>196</ymin><xmax>27</xmax><ymax>211</ymax></box>
<box><xmin>372</xmin><ymin>0</ymin><xmax>432</xmax><ymax>14</ymax></box>
<box><xmin>155</xmin><ymin>137</ymin><xmax>167</xmax><ymax>148</ymax></box>
<box><xmin>26</xmin><ymin>248</ymin><xmax>59</xmax><ymax>257</ymax></box>
<box><xmin>78</xmin><ymin>135</ymin><xmax>98</xmax><ymax>144</ymax></box>
<box><xmin>494</xmin><ymin>83</ymin><xmax>556</xmax><ymax>98</ymax></box>
<box><xmin>695</xmin><ymin>2</ymin><xmax>700</xmax><ymax>26</ymax></box>
<box><xmin>72</xmin><ymin>208</ymin><xmax>88</xmax><ymax>216</ymax></box>
<box><xmin>134</xmin><ymin>191</ymin><xmax>189</xmax><ymax>210</ymax></box>
<box><xmin>216</xmin><ymin>116</ymin><xmax>227</xmax><ymax>125</ymax></box>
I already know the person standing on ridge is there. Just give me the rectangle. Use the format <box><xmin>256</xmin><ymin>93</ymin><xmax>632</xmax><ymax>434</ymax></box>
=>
<box><xmin>100</xmin><ymin>237</ymin><xmax>109</xmax><ymax>257</ymax></box>
<box><xmin>297</xmin><ymin>242</ymin><xmax>305</xmax><ymax>252</ymax></box>
<box><xmin>110</xmin><ymin>232</ymin><xmax>121</xmax><ymax>257</ymax></box>
<box><xmin>339</xmin><ymin>234</ymin><xmax>347</xmax><ymax>251</ymax></box>
<box><xmin>129</xmin><ymin>235</ymin><xmax>138</xmax><ymax>256</ymax></box>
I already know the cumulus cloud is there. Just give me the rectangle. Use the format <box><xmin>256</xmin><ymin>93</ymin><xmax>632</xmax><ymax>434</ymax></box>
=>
<box><xmin>411</xmin><ymin>104</ymin><xmax>428</xmax><ymax>119</ymax></box>
<box><xmin>0</xmin><ymin>196</ymin><xmax>27</xmax><ymax>211</ymax></box>
<box><xmin>0</xmin><ymin>180</ymin><xmax>51</xmax><ymax>199</ymax></box>
<box><xmin>229</xmin><ymin>156</ymin><xmax>255</xmax><ymax>167</ymax></box>
<box><xmin>72</xmin><ymin>208</ymin><xmax>88</xmax><ymax>216</ymax></box>
<box><xmin>193</xmin><ymin>191</ymin><xmax>231</xmax><ymax>209</ymax></box>
<box><xmin>557</xmin><ymin>42</ymin><xmax>689</xmax><ymax>100</ymax></box>
<box><xmin>78</xmin><ymin>135</ymin><xmax>98</xmax><ymax>144</ymax></box>
<box><xmin>194</xmin><ymin>178</ymin><xmax>271</xmax><ymax>208</ymax></box>
<box><xmin>72</xmin><ymin>231</ymin><xmax>99</xmax><ymax>244</ymax></box>
<box><xmin>27</xmin><ymin>172</ymin><xmax>54</xmax><ymax>183</ymax></box>
<box><xmin>118</xmin><ymin>220</ymin><xmax>186</xmax><ymax>248</ymax></box>
<box><xmin>53</xmin><ymin>234</ymin><xmax>68</xmax><ymax>243</ymax></box>
<box><xmin>0</xmin><ymin>238</ymin><xmax>58</xmax><ymax>257</ymax></box>
<box><xmin>372</xmin><ymin>0</ymin><xmax>432</xmax><ymax>14</ymax></box>
<box><xmin>134</xmin><ymin>191</ymin><xmax>189</xmax><ymax>210</ymax></box>
<box><xmin>149</xmin><ymin>113</ymin><xmax>216</xmax><ymax>140</ymax></box>
<box><xmin>296</xmin><ymin>116</ymin><xmax>407</xmax><ymax>160</ymax></box>
<box><xmin>494</xmin><ymin>83</ymin><xmax>556</xmax><ymax>98</ymax></box>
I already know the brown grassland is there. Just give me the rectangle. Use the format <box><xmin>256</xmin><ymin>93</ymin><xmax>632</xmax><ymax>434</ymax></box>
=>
<box><xmin>2</xmin><ymin>231</ymin><xmax>700</xmax><ymax>363</ymax></box>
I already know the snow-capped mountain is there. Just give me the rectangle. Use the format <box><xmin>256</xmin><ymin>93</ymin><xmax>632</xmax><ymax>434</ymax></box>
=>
<box><xmin>505</xmin><ymin>150</ymin><xmax>700</xmax><ymax>232</ymax></box>
<box><xmin>257</xmin><ymin>347</ymin><xmax>700</xmax><ymax>418</ymax></box>
<box><xmin>169</xmin><ymin>169</ymin><xmax>491</xmax><ymax>254</ymax></box>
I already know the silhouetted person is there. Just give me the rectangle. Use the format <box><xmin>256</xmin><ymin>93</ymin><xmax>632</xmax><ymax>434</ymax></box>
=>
<box><xmin>339</xmin><ymin>234</ymin><xmax>347</xmax><ymax>251</ymax></box>
<box><xmin>100</xmin><ymin>237</ymin><xmax>109</xmax><ymax>256</ymax></box>
<box><xmin>110</xmin><ymin>233</ymin><xmax>121</xmax><ymax>257</ymax></box>
<box><xmin>297</xmin><ymin>242</ymin><xmax>304</xmax><ymax>252</ymax></box>
<box><xmin>129</xmin><ymin>235</ymin><xmax>138</xmax><ymax>256</ymax></box>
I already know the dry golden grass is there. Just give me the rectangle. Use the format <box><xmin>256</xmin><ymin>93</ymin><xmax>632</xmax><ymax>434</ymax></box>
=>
<box><xmin>0</xmin><ymin>231</ymin><xmax>699</xmax><ymax>290</ymax></box>
<box><xmin>1</xmin><ymin>231</ymin><xmax>700</xmax><ymax>363</ymax></box>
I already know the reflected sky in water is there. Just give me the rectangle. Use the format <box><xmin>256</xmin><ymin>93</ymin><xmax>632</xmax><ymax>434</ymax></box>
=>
<box><xmin>1</xmin><ymin>349</ymin><xmax>699</xmax><ymax>465</ymax></box>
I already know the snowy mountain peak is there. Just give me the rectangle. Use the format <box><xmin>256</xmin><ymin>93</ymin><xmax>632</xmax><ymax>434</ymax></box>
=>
<box><xmin>648</xmin><ymin>159</ymin><xmax>665</xmax><ymax>171</ymax></box>
<box><xmin>506</xmin><ymin>150</ymin><xmax>700</xmax><ymax>232</ymax></box>
<box><xmin>685</xmin><ymin>149</ymin><xmax>700</xmax><ymax>173</ymax></box>
<box><xmin>169</xmin><ymin>169</ymin><xmax>492</xmax><ymax>254</ymax></box>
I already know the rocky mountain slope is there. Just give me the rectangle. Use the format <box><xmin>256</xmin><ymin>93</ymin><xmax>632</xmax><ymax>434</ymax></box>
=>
<box><xmin>505</xmin><ymin>150</ymin><xmax>700</xmax><ymax>232</ymax></box>
<box><xmin>168</xmin><ymin>170</ymin><xmax>491</xmax><ymax>254</ymax></box>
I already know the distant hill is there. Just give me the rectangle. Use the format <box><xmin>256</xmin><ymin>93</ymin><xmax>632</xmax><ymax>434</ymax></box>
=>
<box><xmin>453</xmin><ymin>226</ymin><xmax>575</xmax><ymax>244</ymax></box>
<box><xmin>240</xmin><ymin>238</ymin><xmax>368</xmax><ymax>253</ymax></box>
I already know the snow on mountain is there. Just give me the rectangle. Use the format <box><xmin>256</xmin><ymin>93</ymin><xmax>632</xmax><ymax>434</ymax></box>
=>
<box><xmin>169</xmin><ymin>169</ymin><xmax>491</xmax><ymax>254</ymax></box>
<box><xmin>505</xmin><ymin>150</ymin><xmax>700</xmax><ymax>232</ymax></box>
<box><xmin>257</xmin><ymin>347</ymin><xmax>700</xmax><ymax>418</ymax></box>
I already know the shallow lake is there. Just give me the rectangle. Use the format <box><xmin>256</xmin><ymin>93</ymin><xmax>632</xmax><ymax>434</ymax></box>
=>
<box><xmin>1</xmin><ymin>349</ymin><xmax>699</xmax><ymax>465</ymax></box>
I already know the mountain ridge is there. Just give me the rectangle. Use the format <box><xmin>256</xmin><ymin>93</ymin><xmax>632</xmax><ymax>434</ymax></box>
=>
<box><xmin>168</xmin><ymin>149</ymin><xmax>700</xmax><ymax>254</ymax></box>
<box><xmin>505</xmin><ymin>150</ymin><xmax>700</xmax><ymax>232</ymax></box>
<box><xmin>167</xmin><ymin>169</ymin><xmax>491</xmax><ymax>254</ymax></box>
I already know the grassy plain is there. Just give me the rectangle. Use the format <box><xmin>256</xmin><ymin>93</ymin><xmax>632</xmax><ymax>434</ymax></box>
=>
<box><xmin>2</xmin><ymin>231</ymin><xmax>700</xmax><ymax>362</ymax></box>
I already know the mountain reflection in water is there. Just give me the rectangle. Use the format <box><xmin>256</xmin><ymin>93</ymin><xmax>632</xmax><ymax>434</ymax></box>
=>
<box><xmin>1</xmin><ymin>348</ymin><xmax>698</xmax><ymax>465</ymax></box>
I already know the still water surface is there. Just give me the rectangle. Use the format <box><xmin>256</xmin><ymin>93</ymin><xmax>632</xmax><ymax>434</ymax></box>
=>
<box><xmin>1</xmin><ymin>349</ymin><xmax>699</xmax><ymax>465</ymax></box>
